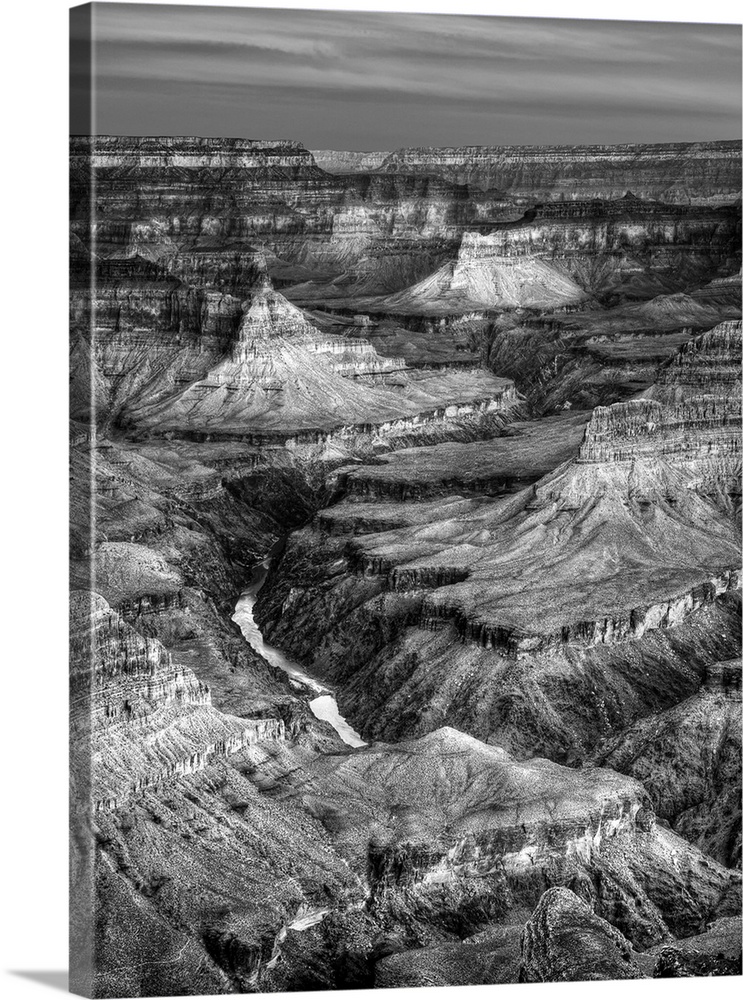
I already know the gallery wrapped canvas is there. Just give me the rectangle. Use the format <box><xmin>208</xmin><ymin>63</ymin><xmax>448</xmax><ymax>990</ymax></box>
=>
<box><xmin>70</xmin><ymin>2</ymin><xmax>742</xmax><ymax>996</ymax></box>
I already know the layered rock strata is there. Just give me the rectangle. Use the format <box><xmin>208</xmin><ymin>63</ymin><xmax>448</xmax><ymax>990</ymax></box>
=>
<box><xmin>303</xmin><ymin>197</ymin><xmax>740</xmax><ymax>314</ymax></box>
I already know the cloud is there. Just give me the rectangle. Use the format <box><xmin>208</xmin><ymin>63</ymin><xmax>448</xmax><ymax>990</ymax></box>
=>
<box><xmin>73</xmin><ymin>3</ymin><xmax>742</xmax><ymax>147</ymax></box>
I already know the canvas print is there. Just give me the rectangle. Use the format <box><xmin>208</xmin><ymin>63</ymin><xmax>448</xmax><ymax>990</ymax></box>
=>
<box><xmin>69</xmin><ymin>2</ymin><xmax>743</xmax><ymax>996</ymax></box>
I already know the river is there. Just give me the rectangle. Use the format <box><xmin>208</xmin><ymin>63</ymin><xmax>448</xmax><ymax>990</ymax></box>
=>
<box><xmin>232</xmin><ymin>551</ymin><xmax>366</xmax><ymax>748</ymax></box>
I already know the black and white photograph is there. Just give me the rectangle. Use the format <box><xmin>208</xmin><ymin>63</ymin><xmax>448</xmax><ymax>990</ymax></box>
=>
<box><xmin>61</xmin><ymin>0</ymin><xmax>743</xmax><ymax>995</ymax></box>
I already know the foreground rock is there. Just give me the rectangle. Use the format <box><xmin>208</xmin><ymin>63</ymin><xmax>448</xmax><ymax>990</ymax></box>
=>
<box><xmin>277</xmin><ymin>728</ymin><xmax>739</xmax><ymax>947</ymax></box>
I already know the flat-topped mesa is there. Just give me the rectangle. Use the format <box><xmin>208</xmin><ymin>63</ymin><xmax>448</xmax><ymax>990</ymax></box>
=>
<box><xmin>419</xmin><ymin>569</ymin><xmax>740</xmax><ymax>660</ymax></box>
<box><xmin>373</xmin><ymin>244</ymin><xmax>588</xmax><ymax>315</ymax></box>
<box><xmin>363</xmin><ymin>197</ymin><xmax>739</xmax><ymax>315</ymax></box>
<box><xmin>109</xmin><ymin>258</ymin><xmax>521</xmax><ymax>438</ymax></box>
<box><xmin>337</xmin><ymin>413</ymin><xmax>590</xmax><ymax>502</ymax></box>
<box><xmin>70</xmin><ymin>135</ymin><xmax>521</xmax><ymax>284</ymax></box>
<box><xmin>70</xmin><ymin>134</ymin><xmax>323</xmax><ymax>176</ymax></box>
<box><xmin>70</xmin><ymin>135</ymin><xmax>338</xmax><ymax>271</ymax></box>
<box><xmin>374</xmin><ymin>140</ymin><xmax>742</xmax><ymax>203</ymax></box>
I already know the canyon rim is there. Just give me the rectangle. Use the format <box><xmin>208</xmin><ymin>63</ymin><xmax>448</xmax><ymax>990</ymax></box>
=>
<box><xmin>69</xmin><ymin>3</ymin><xmax>743</xmax><ymax>997</ymax></box>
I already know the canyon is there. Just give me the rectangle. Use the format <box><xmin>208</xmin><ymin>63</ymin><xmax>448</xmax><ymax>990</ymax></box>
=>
<box><xmin>70</xmin><ymin>135</ymin><xmax>742</xmax><ymax>996</ymax></box>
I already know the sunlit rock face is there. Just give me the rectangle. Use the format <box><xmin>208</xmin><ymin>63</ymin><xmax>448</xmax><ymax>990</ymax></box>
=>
<box><xmin>70</xmin><ymin>131</ymin><xmax>741</xmax><ymax>996</ymax></box>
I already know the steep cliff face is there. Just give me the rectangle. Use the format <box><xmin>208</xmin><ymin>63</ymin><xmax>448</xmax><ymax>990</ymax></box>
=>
<box><xmin>71</xmin><ymin>253</ymin><xmax>521</xmax><ymax>441</ymax></box>
<box><xmin>70</xmin><ymin>584</ymin><xmax>357</xmax><ymax>997</ymax></box>
<box><xmin>373</xmin><ymin>141</ymin><xmax>742</xmax><ymax>203</ymax></box>
<box><xmin>70</xmin><ymin>144</ymin><xmax>527</xmax><ymax>442</ymax></box>
<box><xmin>581</xmin><ymin>320</ymin><xmax>742</xmax><ymax>507</ymax></box>
<box><xmin>460</xmin><ymin>199</ymin><xmax>740</xmax><ymax>297</ymax></box>
<box><xmin>336</xmin><ymin>412</ymin><xmax>590</xmax><ymax>501</ymax></box>
<box><xmin>372</xmin><ymin>253</ymin><xmax>588</xmax><ymax>314</ymax></box>
<box><xmin>265</xmin><ymin>449</ymin><xmax>739</xmax><ymax>664</ymax></box>
<box><xmin>116</xmin><ymin>284</ymin><xmax>519</xmax><ymax>439</ymax></box>
<box><xmin>71</xmin><ymin>592</ymin><xmax>289</xmax><ymax>810</ymax></box>
<box><xmin>647</xmin><ymin>318</ymin><xmax>743</xmax><ymax>400</ymax></box>
<box><xmin>478</xmin><ymin>291</ymin><xmax>741</xmax><ymax>418</ymax></box>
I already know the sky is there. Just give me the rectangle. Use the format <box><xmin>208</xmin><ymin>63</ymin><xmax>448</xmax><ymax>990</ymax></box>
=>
<box><xmin>70</xmin><ymin>2</ymin><xmax>742</xmax><ymax>148</ymax></box>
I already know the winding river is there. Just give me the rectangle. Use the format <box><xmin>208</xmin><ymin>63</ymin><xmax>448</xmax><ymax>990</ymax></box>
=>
<box><xmin>232</xmin><ymin>551</ymin><xmax>366</xmax><ymax>748</ymax></box>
